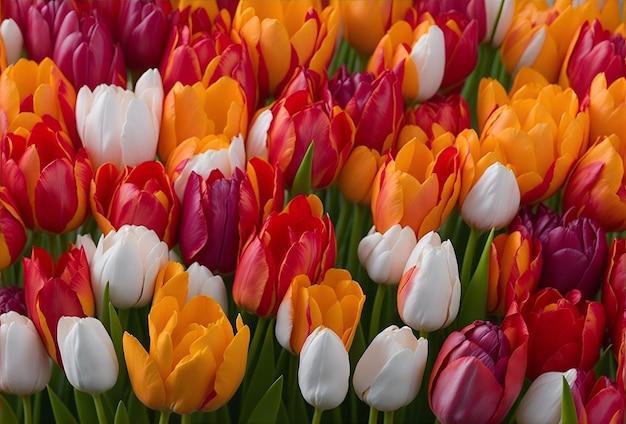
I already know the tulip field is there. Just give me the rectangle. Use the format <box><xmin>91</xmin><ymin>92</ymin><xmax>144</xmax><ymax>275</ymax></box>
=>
<box><xmin>0</xmin><ymin>1</ymin><xmax>626</xmax><ymax>424</ymax></box>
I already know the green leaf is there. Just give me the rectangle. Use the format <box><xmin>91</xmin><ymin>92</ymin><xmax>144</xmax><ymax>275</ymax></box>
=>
<box><xmin>0</xmin><ymin>395</ymin><xmax>19</xmax><ymax>424</ymax></box>
<box><xmin>47</xmin><ymin>385</ymin><xmax>78</xmax><ymax>424</ymax></box>
<box><xmin>290</xmin><ymin>142</ymin><xmax>314</xmax><ymax>200</ymax></box>
<box><xmin>108</xmin><ymin>301</ymin><xmax>129</xmax><ymax>401</ymax></box>
<box><xmin>74</xmin><ymin>388</ymin><xmax>98</xmax><ymax>424</ymax></box>
<box><xmin>247</xmin><ymin>376</ymin><xmax>284</xmax><ymax>424</ymax></box>
<box><xmin>593</xmin><ymin>345</ymin><xmax>616</xmax><ymax>379</ymax></box>
<box><xmin>114</xmin><ymin>401</ymin><xmax>130</xmax><ymax>424</ymax></box>
<box><xmin>457</xmin><ymin>228</ymin><xmax>495</xmax><ymax>327</ymax></box>
<box><xmin>561</xmin><ymin>376</ymin><xmax>578</xmax><ymax>424</ymax></box>
<box><xmin>127</xmin><ymin>390</ymin><xmax>150</xmax><ymax>424</ymax></box>
<box><xmin>240</xmin><ymin>319</ymin><xmax>276</xmax><ymax>424</ymax></box>
<box><xmin>101</xmin><ymin>282</ymin><xmax>112</xmax><ymax>333</ymax></box>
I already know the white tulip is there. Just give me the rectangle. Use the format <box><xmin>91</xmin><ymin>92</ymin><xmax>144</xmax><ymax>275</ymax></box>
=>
<box><xmin>484</xmin><ymin>0</ymin><xmax>515</xmax><ymax>47</ymax></box>
<box><xmin>186</xmin><ymin>262</ymin><xmax>228</xmax><ymax>314</ymax></box>
<box><xmin>516</xmin><ymin>369</ymin><xmax>578</xmax><ymax>424</ymax></box>
<box><xmin>0</xmin><ymin>19</ymin><xmax>23</xmax><ymax>66</ymax></box>
<box><xmin>246</xmin><ymin>108</ymin><xmax>272</xmax><ymax>161</ymax></box>
<box><xmin>358</xmin><ymin>224</ymin><xmax>417</xmax><ymax>285</ymax></box>
<box><xmin>410</xmin><ymin>24</ymin><xmax>446</xmax><ymax>103</ymax></box>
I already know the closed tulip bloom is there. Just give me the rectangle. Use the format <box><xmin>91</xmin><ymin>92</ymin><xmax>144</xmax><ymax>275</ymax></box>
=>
<box><xmin>403</xmin><ymin>93</ymin><xmax>471</xmax><ymax>141</ymax></box>
<box><xmin>602</xmin><ymin>238</ymin><xmax>626</xmax><ymax>357</ymax></box>
<box><xmin>460</xmin><ymin>162</ymin><xmax>521</xmax><ymax>231</ymax></box>
<box><xmin>367</xmin><ymin>16</ymin><xmax>446</xmax><ymax>104</ymax></box>
<box><xmin>353</xmin><ymin>325</ymin><xmax>428</xmax><ymax>412</ymax></box>
<box><xmin>483</xmin><ymin>0</ymin><xmax>515</xmax><ymax>46</ymax></box>
<box><xmin>587</xmin><ymin>74</ymin><xmax>626</xmax><ymax>145</ymax></box>
<box><xmin>23</xmin><ymin>246</ymin><xmax>94</xmax><ymax>366</ymax></box>
<box><xmin>298</xmin><ymin>326</ymin><xmax>350</xmax><ymax>411</ymax></box>
<box><xmin>563</xmin><ymin>134</ymin><xmax>626</xmax><ymax>232</ymax></box>
<box><xmin>76</xmin><ymin>69</ymin><xmax>163</xmax><ymax>170</ymax></box>
<box><xmin>0</xmin><ymin>18</ymin><xmax>23</xmax><ymax>69</ymax></box>
<box><xmin>123</xmin><ymin>295</ymin><xmax>250</xmax><ymax>414</ymax></box>
<box><xmin>57</xmin><ymin>316</ymin><xmax>118</xmax><ymax>395</ymax></box>
<box><xmin>516</xmin><ymin>368</ymin><xmax>579</xmax><ymax>424</ymax></box>
<box><xmin>80</xmin><ymin>225</ymin><xmax>169</xmax><ymax>315</ymax></box>
<box><xmin>158</xmin><ymin>77</ymin><xmax>248</xmax><ymax>163</ymax></box>
<box><xmin>358</xmin><ymin>224</ymin><xmax>418</xmax><ymax>285</ymax></box>
<box><xmin>0</xmin><ymin>187</ymin><xmax>26</xmax><ymax>271</ymax></box>
<box><xmin>275</xmin><ymin>268</ymin><xmax>365</xmax><ymax>354</ymax></box>
<box><xmin>0</xmin><ymin>311</ymin><xmax>51</xmax><ymax>395</ymax></box>
<box><xmin>582</xmin><ymin>373</ymin><xmax>625</xmax><ymax>424</ymax></box>
<box><xmin>521</xmin><ymin>288</ymin><xmax>606</xmax><ymax>380</ymax></box>
<box><xmin>429</xmin><ymin>304</ymin><xmax>529</xmax><ymax>424</ymax></box>
<box><xmin>0</xmin><ymin>286</ymin><xmax>26</xmax><ymax>315</ymax></box>
<box><xmin>397</xmin><ymin>231</ymin><xmax>461</xmax><ymax>332</ymax></box>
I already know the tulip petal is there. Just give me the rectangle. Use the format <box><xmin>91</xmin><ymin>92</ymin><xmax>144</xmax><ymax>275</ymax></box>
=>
<box><xmin>123</xmin><ymin>332</ymin><xmax>166</xmax><ymax>411</ymax></box>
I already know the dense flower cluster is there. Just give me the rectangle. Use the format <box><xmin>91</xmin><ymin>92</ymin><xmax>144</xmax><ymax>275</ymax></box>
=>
<box><xmin>0</xmin><ymin>1</ymin><xmax>624</xmax><ymax>424</ymax></box>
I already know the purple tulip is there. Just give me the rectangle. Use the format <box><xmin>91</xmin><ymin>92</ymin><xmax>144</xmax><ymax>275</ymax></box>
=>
<box><xmin>0</xmin><ymin>285</ymin><xmax>26</xmax><ymax>316</ymax></box>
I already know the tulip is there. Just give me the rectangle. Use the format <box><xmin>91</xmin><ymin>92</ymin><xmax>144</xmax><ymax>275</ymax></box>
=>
<box><xmin>353</xmin><ymin>325</ymin><xmax>428</xmax><ymax>412</ymax></box>
<box><xmin>587</xmin><ymin>74</ymin><xmax>626</xmax><ymax>145</ymax></box>
<box><xmin>1</xmin><ymin>122</ymin><xmax>92</xmax><ymax>234</ymax></box>
<box><xmin>397</xmin><ymin>231</ymin><xmax>461</xmax><ymax>332</ymax></box>
<box><xmin>57</xmin><ymin>316</ymin><xmax>118</xmax><ymax>395</ymax></box>
<box><xmin>19</xmin><ymin>0</ymin><xmax>72</xmax><ymax>62</ymax></box>
<box><xmin>231</xmin><ymin>0</ymin><xmax>340</xmax><ymax>102</ymax></box>
<box><xmin>428</xmin><ymin>303</ymin><xmax>529</xmax><ymax>424</ymax></box>
<box><xmin>509</xmin><ymin>203</ymin><xmax>561</xmax><ymax>240</ymax></box>
<box><xmin>52</xmin><ymin>6</ymin><xmax>126</xmax><ymax>90</ymax></box>
<box><xmin>521</xmin><ymin>288</ymin><xmax>606</xmax><ymax>380</ymax></box>
<box><xmin>117</xmin><ymin>0</ymin><xmax>170</xmax><ymax>72</ymax></box>
<box><xmin>89</xmin><ymin>161</ymin><xmax>180</xmax><ymax>248</ymax></box>
<box><xmin>158</xmin><ymin>77</ymin><xmax>248</xmax><ymax>163</ymax></box>
<box><xmin>357</xmin><ymin>224</ymin><xmax>418</xmax><ymax>285</ymax></box>
<box><xmin>460</xmin><ymin>161</ymin><xmax>521</xmax><ymax>231</ymax></box>
<box><xmin>367</xmin><ymin>15</ymin><xmax>446</xmax><ymax>104</ymax></box>
<box><xmin>78</xmin><ymin>225</ymin><xmax>169</xmax><ymax>316</ymax></box>
<box><xmin>483</xmin><ymin>0</ymin><xmax>515</xmax><ymax>46</ymax></box>
<box><xmin>0</xmin><ymin>286</ymin><xmax>26</xmax><ymax>315</ymax></box>
<box><xmin>0</xmin><ymin>18</ymin><xmax>23</xmax><ymax>69</ymax></box>
<box><xmin>559</xmin><ymin>19</ymin><xmax>626</xmax><ymax>105</ymax></box>
<box><xmin>477</xmin><ymin>68</ymin><xmax>589</xmax><ymax>204</ymax></box>
<box><xmin>186</xmin><ymin>262</ymin><xmax>228</xmax><ymax>313</ymax></box>
<box><xmin>166</xmin><ymin>134</ymin><xmax>246</xmax><ymax>202</ymax></box>
<box><xmin>618</xmin><ymin>340</ymin><xmax>625</xmax><ymax>395</ymax></box>
<box><xmin>0</xmin><ymin>311</ymin><xmax>51</xmax><ymax>395</ymax></box>
<box><xmin>516</xmin><ymin>368</ymin><xmax>579</xmax><ymax>424</ymax></box>
<box><xmin>332</xmin><ymin>0</ymin><xmax>412</xmax><ymax>56</ymax></box>
<box><xmin>602</xmin><ymin>238</ymin><xmax>626</xmax><ymax>357</ymax></box>
<box><xmin>75</xmin><ymin>69</ymin><xmax>164</xmax><ymax>170</ymax></box>
<box><xmin>123</xmin><ymin>295</ymin><xmax>250</xmax><ymax>414</ymax></box>
<box><xmin>0</xmin><ymin>58</ymin><xmax>78</xmax><ymax>146</ymax></box>
<box><xmin>488</xmin><ymin>230</ymin><xmax>542</xmax><ymax>316</ymax></box>
<box><xmin>298</xmin><ymin>326</ymin><xmax>350</xmax><ymax>411</ymax></box>
<box><xmin>402</xmin><ymin>93</ymin><xmax>471</xmax><ymax>142</ymax></box>
<box><xmin>23</xmin><ymin>245</ymin><xmax>94</xmax><ymax>366</ymax></box>
<box><xmin>0</xmin><ymin>187</ymin><xmax>27</xmax><ymax>271</ymax></box>
<box><xmin>232</xmin><ymin>194</ymin><xmax>336</xmax><ymax>317</ymax></box>
<box><xmin>583</xmin><ymin>373</ymin><xmax>625</xmax><ymax>424</ymax></box>
<box><xmin>275</xmin><ymin>268</ymin><xmax>365</xmax><ymax>355</ymax></box>
<box><xmin>563</xmin><ymin>134</ymin><xmax>626</xmax><ymax>232</ymax></box>
<box><xmin>0</xmin><ymin>0</ymin><xmax>31</xmax><ymax>33</ymax></box>
<box><xmin>371</xmin><ymin>136</ymin><xmax>461</xmax><ymax>238</ymax></box>
<box><xmin>337</xmin><ymin>146</ymin><xmax>386</xmax><ymax>206</ymax></box>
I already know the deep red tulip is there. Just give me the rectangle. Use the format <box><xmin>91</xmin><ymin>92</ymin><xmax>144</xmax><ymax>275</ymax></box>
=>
<box><xmin>232</xmin><ymin>194</ymin><xmax>336</xmax><ymax>317</ymax></box>
<box><xmin>0</xmin><ymin>285</ymin><xmax>26</xmax><ymax>315</ymax></box>
<box><xmin>23</xmin><ymin>245</ymin><xmax>94</xmax><ymax>366</ymax></box>
<box><xmin>521</xmin><ymin>288</ymin><xmax>606</xmax><ymax>380</ymax></box>
<box><xmin>582</xmin><ymin>373</ymin><xmax>625</xmax><ymax>424</ymax></box>
<box><xmin>402</xmin><ymin>93</ymin><xmax>471</xmax><ymax>142</ymax></box>
<box><xmin>602</xmin><ymin>238</ymin><xmax>626</xmax><ymax>357</ymax></box>
<box><xmin>428</xmin><ymin>303</ymin><xmax>529</xmax><ymax>424</ymax></box>
<box><xmin>0</xmin><ymin>187</ymin><xmax>27</xmax><ymax>271</ymax></box>
<box><xmin>90</xmin><ymin>160</ymin><xmax>180</xmax><ymax>248</ymax></box>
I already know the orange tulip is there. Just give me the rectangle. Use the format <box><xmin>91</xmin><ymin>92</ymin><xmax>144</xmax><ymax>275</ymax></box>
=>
<box><xmin>370</xmin><ymin>135</ymin><xmax>461</xmax><ymax>239</ymax></box>
<box><xmin>158</xmin><ymin>77</ymin><xmax>248</xmax><ymax>163</ymax></box>
<box><xmin>231</xmin><ymin>0</ymin><xmax>340</xmax><ymax>101</ymax></box>
<box><xmin>587</xmin><ymin>74</ymin><xmax>626</xmax><ymax>145</ymax></box>
<box><xmin>563</xmin><ymin>133</ymin><xmax>626</xmax><ymax>232</ymax></box>
<box><xmin>275</xmin><ymin>268</ymin><xmax>365</xmax><ymax>355</ymax></box>
<box><xmin>338</xmin><ymin>146</ymin><xmax>386</xmax><ymax>206</ymax></box>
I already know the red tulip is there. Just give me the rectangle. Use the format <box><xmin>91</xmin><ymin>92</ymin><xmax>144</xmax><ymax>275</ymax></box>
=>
<box><xmin>0</xmin><ymin>187</ymin><xmax>27</xmax><ymax>270</ymax></box>
<box><xmin>602</xmin><ymin>238</ymin><xmax>626</xmax><ymax>357</ymax></box>
<box><xmin>23</xmin><ymin>245</ymin><xmax>94</xmax><ymax>366</ymax></box>
<box><xmin>232</xmin><ymin>194</ymin><xmax>336</xmax><ymax>317</ymax></box>
<box><xmin>521</xmin><ymin>288</ymin><xmax>606</xmax><ymax>380</ymax></box>
<box><xmin>582</xmin><ymin>373</ymin><xmax>625</xmax><ymax>424</ymax></box>
<box><xmin>1</xmin><ymin>121</ymin><xmax>92</xmax><ymax>234</ymax></box>
<box><xmin>89</xmin><ymin>160</ymin><xmax>180</xmax><ymax>248</ymax></box>
<box><xmin>402</xmin><ymin>93</ymin><xmax>471</xmax><ymax>142</ymax></box>
<box><xmin>428</xmin><ymin>303</ymin><xmax>529</xmax><ymax>424</ymax></box>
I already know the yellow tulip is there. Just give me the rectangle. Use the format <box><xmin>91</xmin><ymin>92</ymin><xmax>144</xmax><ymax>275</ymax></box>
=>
<box><xmin>123</xmin><ymin>295</ymin><xmax>249</xmax><ymax>414</ymax></box>
<box><xmin>275</xmin><ymin>268</ymin><xmax>365</xmax><ymax>355</ymax></box>
<box><xmin>337</xmin><ymin>146</ymin><xmax>386</xmax><ymax>206</ymax></box>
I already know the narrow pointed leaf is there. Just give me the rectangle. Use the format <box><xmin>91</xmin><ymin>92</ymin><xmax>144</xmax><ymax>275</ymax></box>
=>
<box><xmin>561</xmin><ymin>376</ymin><xmax>578</xmax><ymax>424</ymax></box>
<box><xmin>114</xmin><ymin>401</ymin><xmax>130</xmax><ymax>424</ymax></box>
<box><xmin>0</xmin><ymin>395</ymin><xmax>19</xmax><ymax>424</ymax></box>
<box><xmin>290</xmin><ymin>142</ymin><xmax>314</xmax><ymax>200</ymax></box>
<box><xmin>47</xmin><ymin>386</ymin><xmax>78</xmax><ymax>424</ymax></box>
<box><xmin>247</xmin><ymin>376</ymin><xmax>284</xmax><ymax>424</ymax></box>
<box><xmin>74</xmin><ymin>388</ymin><xmax>97</xmax><ymax>424</ymax></box>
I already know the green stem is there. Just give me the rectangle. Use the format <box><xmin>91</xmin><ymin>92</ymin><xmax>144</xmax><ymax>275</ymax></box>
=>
<box><xmin>312</xmin><ymin>408</ymin><xmax>323</xmax><ymax>424</ymax></box>
<box><xmin>346</xmin><ymin>204</ymin><xmax>367</xmax><ymax>273</ymax></box>
<box><xmin>159</xmin><ymin>410</ymin><xmax>171</xmax><ymax>424</ymax></box>
<box><xmin>21</xmin><ymin>395</ymin><xmax>32</xmax><ymax>424</ymax></box>
<box><xmin>369</xmin><ymin>284</ymin><xmax>387</xmax><ymax>341</ymax></box>
<box><xmin>92</xmin><ymin>394</ymin><xmax>107</xmax><ymax>424</ymax></box>
<box><xmin>368</xmin><ymin>406</ymin><xmax>378</xmax><ymax>424</ymax></box>
<box><xmin>419</xmin><ymin>331</ymin><xmax>430</xmax><ymax>341</ymax></box>
<box><xmin>384</xmin><ymin>410</ymin><xmax>395</xmax><ymax>424</ymax></box>
<box><xmin>180</xmin><ymin>414</ymin><xmax>191</xmax><ymax>424</ymax></box>
<box><xmin>244</xmin><ymin>316</ymin><xmax>268</xmax><ymax>390</ymax></box>
<box><xmin>460</xmin><ymin>227</ymin><xmax>480</xmax><ymax>287</ymax></box>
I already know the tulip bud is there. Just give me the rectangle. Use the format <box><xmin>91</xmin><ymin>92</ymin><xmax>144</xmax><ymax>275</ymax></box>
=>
<box><xmin>353</xmin><ymin>325</ymin><xmax>428</xmax><ymax>412</ymax></box>
<box><xmin>515</xmin><ymin>369</ymin><xmax>579</xmax><ymax>424</ymax></box>
<box><xmin>0</xmin><ymin>311</ymin><xmax>51</xmax><ymax>395</ymax></box>
<box><xmin>460</xmin><ymin>162</ymin><xmax>521</xmax><ymax>231</ymax></box>
<box><xmin>397</xmin><ymin>231</ymin><xmax>461</xmax><ymax>332</ymax></box>
<box><xmin>484</xmin><ymin>0</ymin><xmax>514</xmax><ymax>46</ymax></box>
<box><xmin>358</xmin><ymin>224</ymin><xmax>417</xmax><ymax>285</ymax></box>
<box><xmin>57</xmin><ymin>316</ymin><xmax>118</xmax><ymax>395</ymax></box>
<box><xmin>0</xmin><ymin>18</ymin><xmax>22</xmax><ymax>67</ymax></box>
<box><xmin>298</xmin><ymin>327</ymin><xmax>350</xmax><ymax>411</ymax></box>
